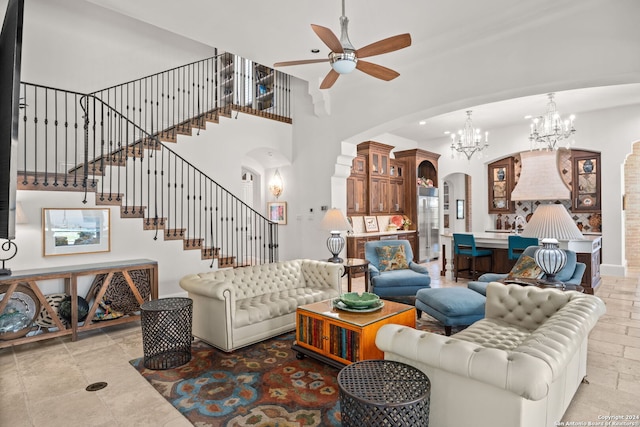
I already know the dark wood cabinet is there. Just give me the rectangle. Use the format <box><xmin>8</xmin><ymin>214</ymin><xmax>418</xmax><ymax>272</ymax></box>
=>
<box><xmin>390</xmin><ymin>179</ymin><xmax>404</xmax><ymax>214</ymax></box>
<box><xmin>389</xmin><ymin>159</ymin><xmax>405</xmax><ymax>214</ymax></box>
<box><xmin>370</xmin><ymin>178</ymin><xmax>389</xmax><ymax>213</ymax></box>
<box><xmin>346</xmin><ymin>142</ymin><xmax>395</xmax><ymax>215</ymax></box>
<box><xmin>347</xmin><ymin>175</ymin><xmax>367</xmax><ymax>215</ymax></box>
<box><xmin>351</xmin><ymin>155</ymin><xmax>367</xmax><ymax>176</ymax></box>
<box><xmin>488</xmin><ymin>157</ymin><xmax>515</xmax><ymax>214</ymax></box>
<box><xmin>571</xmin><ymin>150</ymin><xmax>601</xmax><ymax>213</ymax></box>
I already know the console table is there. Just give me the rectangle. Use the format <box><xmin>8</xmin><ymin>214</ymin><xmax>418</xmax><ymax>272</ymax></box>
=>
<box><xmin>0</xmin><ymin>259</ymin><xmax>158</xmax><ymax>348</ymax></box>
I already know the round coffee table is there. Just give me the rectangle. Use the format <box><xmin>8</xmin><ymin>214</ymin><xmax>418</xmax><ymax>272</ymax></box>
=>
<box><xmin>338</xmin><ymin>359</ymin><xmax>430</xmax><ymax>426</ymax></box>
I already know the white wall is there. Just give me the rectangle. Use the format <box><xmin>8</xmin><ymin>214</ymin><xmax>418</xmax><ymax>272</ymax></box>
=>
<box><xmin>12</xmin><ymin>112</ymin><xmax>293</xmax><ymax>297</ymax></box>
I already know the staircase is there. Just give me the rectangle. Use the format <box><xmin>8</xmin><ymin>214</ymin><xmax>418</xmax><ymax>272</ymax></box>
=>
<box><xmin>17</xmin><ymin>53</ymin><xmax>291</xmax><ymax>268</ymax></box>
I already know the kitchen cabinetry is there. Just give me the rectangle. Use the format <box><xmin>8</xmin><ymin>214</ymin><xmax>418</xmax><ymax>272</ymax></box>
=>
<box><xmin>389</xmin><ymin>159</ymin><xmax>405</xmax><ymax>213</ymax></box>
<box><xmin>370</xmin><ymin>178</ymin><xmax>389</xmax><ymax>213</ymax></box>
<box><xmin>488</xmin><ymin>157</ymin><xmax>515</xmax><ymax>214</ymax></box>
<box><xmin>346</xmin><ymin>176</ymin><xmax>367</xmax><ymax>215</ymax></box>
<box><xmin>357</xmin><ymin>142</ymin><xmax>393</xmax><ymax>214</ymax></box>
<box><xmin>571</xmin><ymin>150</ymin><xmax>601</xmax><ymax>212</ymax></box>
<box><xmin>347</xmin><ymin>155</ymin><xmax>368</xmax><ymax>216</ymax></box>
<box><xmin>293</xmin><ymin>299</ymin><xmax>416</xmax><ymax>368</ymax></box>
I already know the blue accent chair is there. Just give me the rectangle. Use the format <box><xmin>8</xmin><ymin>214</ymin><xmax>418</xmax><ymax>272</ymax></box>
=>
<box><xmin>453</xmin><ymin>233</ymin><xmax>493</xmax><ymax>282</ymax></box>
<box><xmin>508</xmin><ymin>235</ymin><xmax>539</xmax><ymax>260</ymax></box>
<box><xmin>365</xmin><ymin>240</ymin><xmax>431</xmax><ymax>299</ymax></box>
<box><xmin>467</xmin><ymin>246</ymin><xmax>586</xmax><ymax>296</ymax></box>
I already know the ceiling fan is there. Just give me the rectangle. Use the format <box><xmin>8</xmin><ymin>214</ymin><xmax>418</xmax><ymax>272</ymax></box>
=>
<box><xmin>273</xmin><ymin>0</ymin><xmax>411</xmax><ymax>89</ymax></box>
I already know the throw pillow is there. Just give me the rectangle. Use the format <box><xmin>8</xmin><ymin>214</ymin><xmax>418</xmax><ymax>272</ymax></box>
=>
<box><xmin>507</xmin><ymin>255</ymin><xmax>543</xmax><ymax>279</ymax></box>
<box><xmin>376</xmin><ymin>245</ymin><xmax>409</xmax><ymax>272</ymax></box>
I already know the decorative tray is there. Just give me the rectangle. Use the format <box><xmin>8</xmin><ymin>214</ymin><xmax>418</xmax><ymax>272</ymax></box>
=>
<box><xmin>339</xmin><ymin>291</ymin><xmax>380</xmax><ymax>308</ymax></box>
<box><xmin>333</xmin><ymin>299</ymin><xmax>384</xmax><ymax>313</ymax></box>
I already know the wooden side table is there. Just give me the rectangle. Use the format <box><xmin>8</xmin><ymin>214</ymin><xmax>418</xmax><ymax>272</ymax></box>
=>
<box><xmin>342</xmin><ymin>258</ymin><xmax>370</xmax><ymax>293</ymax></box>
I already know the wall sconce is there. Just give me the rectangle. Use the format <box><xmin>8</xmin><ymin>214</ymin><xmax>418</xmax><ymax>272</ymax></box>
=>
<box><xmin>269</xmin><ymin>169</ymin><xmax>283</xmax><ymax>199</ymax></box>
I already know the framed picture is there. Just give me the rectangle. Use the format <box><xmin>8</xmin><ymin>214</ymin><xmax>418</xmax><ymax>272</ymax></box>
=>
<box><xmin>267</xmin><ymin>201</ymin><xmax>287</xmax><ymax>225</ymax></box>
<box><xmin>456</xmin><ymin>200</ymin><xmax>465</xmax><ymax>219</ymax></box>
<box><xmin>364</xmin><ymin>216</ymin><xmax>379</xmax><ymax>232</ymax></box>
<box><xmin>43</xmin><ymin>208</ymin><xmax>111</xmax><ymax>256</ymax></box>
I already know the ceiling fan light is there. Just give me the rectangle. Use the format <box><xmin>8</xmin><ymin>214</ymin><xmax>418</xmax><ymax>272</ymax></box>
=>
<box><xmin>329</xmin><ymin>51</ymin><xmax>357</xmax><ymax>74</ymax></box>
<box><xmin>332</xmin><ymin>59</ymin><xmax>356</xmax><ymax>74</ymax></box>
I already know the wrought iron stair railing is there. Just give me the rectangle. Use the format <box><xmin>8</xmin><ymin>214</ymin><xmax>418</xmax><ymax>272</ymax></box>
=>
<box><xmin>90</xmin><ymin>51</ymin><xmax>292</xmax><ymax>146</ymax></box>
<box><xmin>17</xmin><ymin>81</ymin><xmax>279</xmax><ymax>267</ymax></box>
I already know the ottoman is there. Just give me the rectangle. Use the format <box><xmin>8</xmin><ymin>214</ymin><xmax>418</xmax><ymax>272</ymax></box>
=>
<box><xmin>415</xmin><ymin>287</ymin><xmax>485</xmax><ymax>336</ymax></box>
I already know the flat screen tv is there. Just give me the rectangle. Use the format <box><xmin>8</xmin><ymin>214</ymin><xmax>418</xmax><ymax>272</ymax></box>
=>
<box><xmin>0</xmin><ymin>0</ymin><xmax>24</xmax><ymax>240</ymax></box>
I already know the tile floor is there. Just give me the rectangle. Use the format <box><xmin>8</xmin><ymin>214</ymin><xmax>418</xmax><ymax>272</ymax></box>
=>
<box><xmin>1</xmin><ymin>264</ymin><xmax>639</xmax><ymax>426</ymax></box>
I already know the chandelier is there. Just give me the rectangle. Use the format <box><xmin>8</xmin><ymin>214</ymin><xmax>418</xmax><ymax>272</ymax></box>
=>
<box><xmin>450</xmin><ymin>110</ymin><xmax>489</xmax><ymax>160</ymax></box>
<box><xmin>529</xmin><ymin>93</ymin><xmax>576</xmax><ymax>150</ymax></box>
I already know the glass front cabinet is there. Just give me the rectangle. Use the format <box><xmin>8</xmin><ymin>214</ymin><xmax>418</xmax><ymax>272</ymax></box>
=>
<box><xmin>571</xmin><ymin>150</ymin><xmax>601</xmax><ymax>212</ymax></box>
<box><xmin>488</xmin><ymin>157</ymin><xmax>515</xmax><ymax>214</ymax></box>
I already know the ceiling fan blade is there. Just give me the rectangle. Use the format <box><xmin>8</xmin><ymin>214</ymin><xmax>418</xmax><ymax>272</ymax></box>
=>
<box><xmin>274</xmin><ymin>58</ymin><xmax>329</xmax><ymax>67</ymax></box>
<box><xmin>356</xmin><ymin>60</ymin><xmax>400</xmax><ymax>81</ymax></box>
<box><xmin>355</xmin><ymin>33</ymin><xmax>412</xmax><ymax>59</ymax></box>
<box><xmin>320</xmin><ymin>69</ymin><xmax>340</xmax><ymax>89</ymax></box>
<box><xmin>311</xmin><ymin>24</ymin><xmax>344</xmax><ymax>53</ymax></box>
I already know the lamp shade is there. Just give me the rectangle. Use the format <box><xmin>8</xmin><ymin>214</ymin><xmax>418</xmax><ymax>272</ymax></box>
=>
<box><xmin>521</xmin><ymin>204</ymin><xmax>583</xmax><ymax>240</ymax></box>
<box><xmin>511</xmin><ymin>150</ymin><xmax>570</xmax><ymax>201</ymax></box>
<box><xmin>320</xmin><ymin>208</ymin><xmax>351</xmax><ymax>232</ymax></box>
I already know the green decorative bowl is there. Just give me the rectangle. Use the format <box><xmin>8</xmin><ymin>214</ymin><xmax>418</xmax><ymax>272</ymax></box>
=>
<box><xmin>339</xmin><ymin>292</ymin><xmax>380</xmax><ymax>308</ymax></box>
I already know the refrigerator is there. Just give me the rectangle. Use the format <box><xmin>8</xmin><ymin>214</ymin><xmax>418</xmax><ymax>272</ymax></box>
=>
<box><xmin>418</xmin><ymin>187</ymin><xmax>440</xmax><ymax>262</ymax></box>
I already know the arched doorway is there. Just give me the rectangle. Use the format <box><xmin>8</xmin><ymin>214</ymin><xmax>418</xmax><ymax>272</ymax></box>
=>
<box><xmin>442</xmin><ymin>172</ymin><xmax>471</xmax><ymax>233</ymax></box>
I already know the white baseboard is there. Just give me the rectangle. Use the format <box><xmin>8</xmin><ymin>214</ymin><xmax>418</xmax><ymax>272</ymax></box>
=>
<box><xmin>600</xmin><ymin>264</ymin><xmax>626</xmax><ymax>277</ymax></box>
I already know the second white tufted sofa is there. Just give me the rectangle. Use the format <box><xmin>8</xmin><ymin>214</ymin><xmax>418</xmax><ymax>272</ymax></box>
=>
<box><xmin>376</xmin><ymin>282</ymin><xmax>606</xmax><ymax>427</ymax></box>
<box><xmin>180</xmin><ymin>259</ymin><xmax>343</xmax><ymax>352</ymax></box>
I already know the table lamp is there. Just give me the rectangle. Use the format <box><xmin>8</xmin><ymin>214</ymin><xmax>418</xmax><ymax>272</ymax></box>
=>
<box><xmin>521</xmin><ymin>203</ymin><xmax>583</xmax><ymax>285</ymax></box>
<box><xmin>320</xmin><ymin>208</ymin><xmax>352</xmax><ymax>263</ymax></box>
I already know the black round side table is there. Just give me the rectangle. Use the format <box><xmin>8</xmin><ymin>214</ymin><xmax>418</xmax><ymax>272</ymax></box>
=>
<box><xmin>338</xmin><ymin>359</ymin><xmax>431</xmax><ymax>426</ymax></box>
<box><xmin>140</xmin><ymin>297</ymin><xmax>193</xmax><ymax>370</ymax></box>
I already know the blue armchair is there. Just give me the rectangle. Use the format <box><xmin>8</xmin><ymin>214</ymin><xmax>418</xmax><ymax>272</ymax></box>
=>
<box><xmin>468</xmin><ymin>246</ymin><xmax>586</xmax><ymax>295</ymax></box>
<box><xmin>365</xmin><ymin>240</ymin><xmax>431</xmax><ymax>297</ymax></box>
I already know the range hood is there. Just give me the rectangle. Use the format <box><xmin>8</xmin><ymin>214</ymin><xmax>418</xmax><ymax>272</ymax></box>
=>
<box><xmin>511</xmin><ymin>150</ymin><xmax>570</xmax><ymax>201</ymax></box>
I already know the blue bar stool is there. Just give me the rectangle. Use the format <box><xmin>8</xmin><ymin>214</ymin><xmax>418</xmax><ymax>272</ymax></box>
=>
<box><xmin>453</xmin><ymin>233</ymin><xmax>493</xmax><ymax>282</ymax></box>
<box><xmin>508</xmin><ymin>235</ymin><xmax>539</xmax><ymax>260</ymax></box>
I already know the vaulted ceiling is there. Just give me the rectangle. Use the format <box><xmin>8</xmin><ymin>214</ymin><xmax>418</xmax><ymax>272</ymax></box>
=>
<box><xmin>9</xmin><ymin>0</ymin><xmax>640</xmax><ymax>143</ymax></box>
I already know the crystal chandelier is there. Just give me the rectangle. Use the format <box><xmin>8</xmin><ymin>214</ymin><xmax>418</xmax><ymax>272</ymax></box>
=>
<box><xmin>450</xmin><ymin>110</ymin><xmax>489</xmax><ymax>160</ymax></box>
<box><xmin>529</xmin><ymin>93</ymin><xmax>576</xmax><ymax>150</ymax></box>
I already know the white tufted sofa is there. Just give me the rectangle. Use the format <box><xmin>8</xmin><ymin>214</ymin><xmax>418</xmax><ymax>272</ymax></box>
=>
<box><xmin>180</xmin><ymin>259</ymin><xmax>343</xmax><ymax>352</ymax></box>
<box><xmin>376</xmin><ymin>282</ymin><xmax>606</xmax><ymax>427</ymax></box>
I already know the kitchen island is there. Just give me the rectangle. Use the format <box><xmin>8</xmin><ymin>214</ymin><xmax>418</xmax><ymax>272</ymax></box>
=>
<box><xmin>440</xmin><ymin>232</ymin><xmax>602</xmax><ymax>294</ymax></box>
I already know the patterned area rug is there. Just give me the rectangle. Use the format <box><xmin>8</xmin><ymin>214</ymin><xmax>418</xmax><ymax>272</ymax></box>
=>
<box><xmin>130</xmin><ymin>333</ymin><xmax>341</xmax><ymax>426</ymax></box>
<box><xmin>129</xmin><ymin>315</ymin><xmax>460</xmax><ymax>426</ymax></box>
